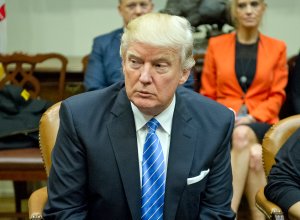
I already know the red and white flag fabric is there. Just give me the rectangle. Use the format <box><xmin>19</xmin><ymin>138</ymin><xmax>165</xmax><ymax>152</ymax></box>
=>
<box><xmin>0</xmin><ymin>0</ymin><xmax>6</xmax><ymax>79</ymax></box>
<box><xmin>0</xmin><ymin>0</ymin><xmax>5</xmax><ymax>21</ymax></box>
<box><xmin>0</xmin><ymin>0</ymin><xmax>6</xmax><ymax>53</ymax></box>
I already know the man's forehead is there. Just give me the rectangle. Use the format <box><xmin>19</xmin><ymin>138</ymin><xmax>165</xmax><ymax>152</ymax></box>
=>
<box><xmin>120</xmin><ymin>0</ymin><xmax>151</xmax><ymax>4</ymax></box>
<box><xmin>126</xmin><ymin>48</ymin><xmax>177</xmax><ymax>61</ymax></box>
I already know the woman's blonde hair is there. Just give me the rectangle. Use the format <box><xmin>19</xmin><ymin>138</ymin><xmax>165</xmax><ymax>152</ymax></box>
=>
<box><xmin>120</xmin><ymin>13</ymin><xmax>195</xmax><ymax>70</ymax></box>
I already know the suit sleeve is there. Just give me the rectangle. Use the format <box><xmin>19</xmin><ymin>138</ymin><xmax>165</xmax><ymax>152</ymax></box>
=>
<box><xmin>84</xmin><ymin>38</ymin><xmax>107</xmax><ymax>91</ymax></box>
<box><xmin>199</xmin><ymin>111</ymin><xmax>236</xmax><ymax>219</ymax></box>
<box><xmin>43</xmin><ymin>101</ymin><xmax>88</xmax><ymax>219</ymax></box>
<box><xmin>200</xmin><ymin>39</ymin><xmax>218</xmax><ymax>100</ymax></box>
<box><xmin>251</xmin><ymin>43</ymin><xmax>288</xmax><ymax>122</ymax></box>
<box><xmin>264</xmin><ymin>128</ymin><xmax>300</xmax><ymax>213</ymax></box>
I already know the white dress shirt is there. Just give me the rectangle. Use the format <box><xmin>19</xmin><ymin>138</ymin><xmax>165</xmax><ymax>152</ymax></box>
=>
<box><xmin>131</xmin><ymin>95</ymin><xmax>176</xmax><ymax>184</ymax></box>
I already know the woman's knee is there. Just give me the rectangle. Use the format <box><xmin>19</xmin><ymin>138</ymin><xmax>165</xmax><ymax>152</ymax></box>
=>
<box><xmin>232</xmin><ymin>125</ymin><xmax>256</xmax><ymax>151</ymax></box>
<box><xmin>249</xmin><ymin>144</ymin><xmax>264</xmax><ymax>171</ymax></box>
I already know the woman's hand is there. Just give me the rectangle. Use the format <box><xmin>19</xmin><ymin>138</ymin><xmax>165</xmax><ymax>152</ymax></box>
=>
<box><xmin>235</xmin><ymin>114</ymin><xmax>256</xmax><ymax>126</ymax></box>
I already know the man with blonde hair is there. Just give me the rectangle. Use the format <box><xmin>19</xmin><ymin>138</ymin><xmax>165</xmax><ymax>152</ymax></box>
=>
<box><xmin>44</xmin><ymin>13</ymin><xmax>235</xmax><ymax>219</ymax></box>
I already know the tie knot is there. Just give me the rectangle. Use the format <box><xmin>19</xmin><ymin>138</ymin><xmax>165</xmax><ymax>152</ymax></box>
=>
<box><xmin>147</xmin><ymin>118</ymin><xmax>160</xmax><ymax>133</ymax></box>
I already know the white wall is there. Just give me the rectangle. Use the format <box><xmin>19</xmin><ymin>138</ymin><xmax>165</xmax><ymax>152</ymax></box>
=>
<box><xmin>5</xmin><ymin>0</ymin><xmax>300</xmax><ymax>57</ymax></box>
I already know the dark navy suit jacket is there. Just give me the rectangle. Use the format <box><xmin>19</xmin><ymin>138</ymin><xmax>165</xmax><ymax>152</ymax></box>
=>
<box><xmin>84</xmin><ymin>28</ymin><xmax>195</xmax><ymax>91</ymax></box>
<box><xmin>44</xmin><ymin>82</ymin><xmax>235</xmax><ymax>219</ymax></box>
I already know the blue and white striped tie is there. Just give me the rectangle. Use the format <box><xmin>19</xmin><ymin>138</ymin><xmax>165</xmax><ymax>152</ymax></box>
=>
<box><xmin>141</xmin><ymin>118</ymin><xmax>166</xmax><ymax>220</ymax></box>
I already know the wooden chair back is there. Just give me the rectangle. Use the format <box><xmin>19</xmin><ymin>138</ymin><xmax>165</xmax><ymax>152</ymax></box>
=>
<box><xmin>81</xmin><ymin>54</ymin><xmax>89</xmax><ymax>74</ymax></box>
<box><xmin>0</xmin><ymin>52</ymin><xmax>67</xmax><ymax>101</ymax></box>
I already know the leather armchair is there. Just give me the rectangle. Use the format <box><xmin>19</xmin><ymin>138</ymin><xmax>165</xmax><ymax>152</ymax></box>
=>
<box><xmin>255</xmin><ymin>114</ymin><xmax>300</xmax><ymax>219</ymax></box>
<box><xmin>27</xmin><ymin>102</ymin><xmax>61</xmax><ymax>219</ymax></box>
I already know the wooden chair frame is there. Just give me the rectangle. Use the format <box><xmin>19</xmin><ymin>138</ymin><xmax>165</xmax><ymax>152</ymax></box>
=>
<box><xmin>0</xmin><ymin>52</ymin><xmax>67</xmax><ymax>218</ymax></box>
<box><xmin>0</xmin><ymin>52</ymin><xmax>67</xmax><ymax>101</ymax></box>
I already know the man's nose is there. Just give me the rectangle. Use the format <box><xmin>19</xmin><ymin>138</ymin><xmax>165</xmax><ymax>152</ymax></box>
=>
<box><xmin>134</xmin><ymin>4</ymin><xmax>143</xmax><ymax>15</ymax></box>
<box><xmin>139</xmin><ymin>64</ymin><xmax>152</xmax><ymax>83</ymax></box>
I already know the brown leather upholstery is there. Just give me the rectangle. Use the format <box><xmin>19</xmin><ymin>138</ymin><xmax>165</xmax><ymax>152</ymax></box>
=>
<box><xmin>39</xmin><ymin>102</ymin><xmax>61</xmax><ymax>176</ymax></box>
<box><xmin>256</xmin><ymin>114</ymin><xmax>300</xmax><ymax>219</ymax></box>
<box><xmin>28</xmin><ymin>186</ymin><xmax>48</xmax><ymax>218</ymax></box>
<box><xmin>28</xmin><ymin>102</ymin><xmax>61</xmax><ymax>218</ymax></box>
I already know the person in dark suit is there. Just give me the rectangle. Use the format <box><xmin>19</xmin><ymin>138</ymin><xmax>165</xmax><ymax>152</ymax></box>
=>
<box><xmin>265</xmin><ymin>127</ymin><xmax>300</xmax><ymax>220</ymax></box>
<box><xmin>83</xmin><ymin>0</ymin><xmax>154</xmax><ymax>91</ymax></box>
<box><xmin>279</xmin><ymin>52</ymin><xmax>300</xmax><ymax>118</ymax></box>
<box><xmin>44</xmin><ymin>13</ymin><xmax>235</xmax><ymax>219</ymax></box>
<box><xmin>291</xmin><ymin>53</ymin><xmax>300</xmax><ymax>114</ymax></box>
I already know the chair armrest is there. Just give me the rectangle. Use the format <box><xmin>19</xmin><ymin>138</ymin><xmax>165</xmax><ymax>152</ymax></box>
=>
<box><xmin>28</xmin><ymin>186</ymin><xmax>48</xmax><ymax>218</ymax></box>
<box><xmin>255</xmin><ymin>187</ymin><xmax>284</xmax><ymax>220</ymax></box>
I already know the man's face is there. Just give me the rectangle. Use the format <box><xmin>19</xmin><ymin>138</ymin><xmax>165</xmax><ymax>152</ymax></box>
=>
<box><xmin>118</xmin><ymin>0</ymin><xmax>153</xmax><ymax>26</ymax></box>
<box><xmin>123</xmin><ymin>42</ymin><xmax>190</xmax><ymax>116</ymax></box>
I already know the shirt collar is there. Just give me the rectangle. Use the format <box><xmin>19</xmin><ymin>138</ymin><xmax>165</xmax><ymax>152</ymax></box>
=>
<box><xmin>131</xmin><ymin>95</ymin><xmax>176</xmax><ymax>135</ymax></box>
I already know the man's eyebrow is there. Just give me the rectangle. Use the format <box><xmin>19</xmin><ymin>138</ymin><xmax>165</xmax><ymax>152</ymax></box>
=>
<box><xmin>126</xmin><ymin>51</ymin><xmax>138</xmax><ymax>58</ymax></box>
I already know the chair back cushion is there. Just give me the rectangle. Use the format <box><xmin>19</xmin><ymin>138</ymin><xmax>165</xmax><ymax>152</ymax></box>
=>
<box><xmin>262</xmin><ymin>114</ymin><xmax>300</xmax><ymax>176</ymax></box>
<box><xmin>39</xmin><ymin>102</ymin><xmax>61</xmax><ymax>176</ymax></box>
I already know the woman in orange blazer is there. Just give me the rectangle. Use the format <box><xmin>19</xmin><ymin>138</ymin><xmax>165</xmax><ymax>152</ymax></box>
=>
<box><xmin>200</xmin><ymin>0</ymin><xmax>288</xmax><ymax>219</ymax></box>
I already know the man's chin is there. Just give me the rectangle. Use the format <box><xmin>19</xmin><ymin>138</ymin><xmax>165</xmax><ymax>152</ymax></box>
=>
<box><xmin>132</xmin><ymin>100</ymin><xmax>159</xmax><ymax>116</ymax></box>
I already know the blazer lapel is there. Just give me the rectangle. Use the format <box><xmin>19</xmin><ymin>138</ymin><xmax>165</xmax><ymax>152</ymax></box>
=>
<box><xmin>227</xmin><ymin>33</ymin><xmax>244</xmax><ymax>95</ymax></box>
<box><xmin>107</xmin><ymin>89</ymin><xmax>141</xmax><ymax>220</ymax></box>
<box><xmin>164</xmin><ymin>92</ymin><xmax>197</xmax><ymax>220</ymax></box>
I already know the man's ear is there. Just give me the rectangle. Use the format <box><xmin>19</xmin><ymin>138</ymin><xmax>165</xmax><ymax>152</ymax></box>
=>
<box><xmin>118</xmin><ymin>4</ymin><xmax>122</xmax><ymax>16</ymax></box>
<box><xmin>122</xmin><ymin>60</ymin><xmax>126</xmax><ymax>75</ymax></box>
<box><xmin>178</xmin><ymin>69</ymin><xmax>191</xmax><ymax>85</ymax></box>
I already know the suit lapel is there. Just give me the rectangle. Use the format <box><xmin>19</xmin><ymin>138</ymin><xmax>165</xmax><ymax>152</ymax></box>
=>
<box><xmin>107</xmin><ymin>88</ymin><xmax>198</xmax><ymax>220</ymax></box>
<box><xmin>164</xmin><ymin>92</ymin><xmax>197</xmax><ymax>220</ymax></box>
<box><xmin>107</xmin><ymin>89</ymin><xmax>141</xmax><ymax>220</ymax></box>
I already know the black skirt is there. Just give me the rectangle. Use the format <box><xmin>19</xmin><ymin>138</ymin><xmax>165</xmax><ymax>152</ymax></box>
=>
<box><xmin>246</xmin><ymin>122</ymin><xmax>272</xmax><ymax>143</ymax></box>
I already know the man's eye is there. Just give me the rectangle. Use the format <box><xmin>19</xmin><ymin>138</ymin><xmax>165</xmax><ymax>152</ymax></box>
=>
<box><xmin>129</xmin><ymin>59</ymin><xmax>141</xmax><ymax>68</ymax></box>
<box><xmin>155</xmin><ymin>63</ymin><xmax>169</xmax><ymax>73</ymax></box>
<box><xmin>140</xmin><ymin>3</ymin><xmax>150</xmax><ymax>8</ymax></box>
<box><xmin>127</xmin><ymin>3</ymin><xmax>136</xmax><ymax>10</ymax></box>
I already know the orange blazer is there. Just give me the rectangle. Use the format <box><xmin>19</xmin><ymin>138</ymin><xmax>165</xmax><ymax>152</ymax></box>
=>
<box><xmin>200</xmin><ymin>33</ymin><xmax>288</xmax><ymax>124</ymax></box>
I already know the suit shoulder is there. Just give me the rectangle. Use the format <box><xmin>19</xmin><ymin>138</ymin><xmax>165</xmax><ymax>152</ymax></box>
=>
<box><xmin>177</xmin><ymin>87</ymin><xmax>234</xmax><ymax>117</ymax></box>
<box><xmin>93</xmin><ymin>28</ymin><xmax>123</xmax><ymax>44</ymax></box>
<box><xmin>63</xmin><ymin>82</ymin><xmax>124</xmax><ymax>111</ymax></box>
<box><xmin>260</xmin><ymin>33</ymin><xmax>286</xmax><ymax>49</ymax></box>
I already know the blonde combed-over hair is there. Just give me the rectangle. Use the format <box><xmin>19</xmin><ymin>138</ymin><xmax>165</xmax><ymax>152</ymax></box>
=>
<box><xmin>120</xmin><ymin>13</ymin><xmax>195</xmax><ymax>70</ymax></box>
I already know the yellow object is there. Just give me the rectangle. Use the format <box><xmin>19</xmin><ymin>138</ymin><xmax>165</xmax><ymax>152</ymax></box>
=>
<box><xmin>0</xmin><ymin>63</ymin><xmax>4</xmax><ymax>79</ymax></box>
<box><xmin>21</xmin><ymin>89</ymin><xmax>30</xmax><ymax>101</ymax></box>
